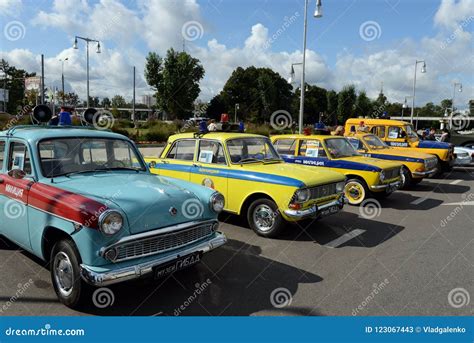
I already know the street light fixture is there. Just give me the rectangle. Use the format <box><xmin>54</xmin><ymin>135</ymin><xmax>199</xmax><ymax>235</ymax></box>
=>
<box><xmin>73</xmin><ymin>35</ymin><xmax>101</xmax><ymax>108</ymax></box>
<box><xmin>452</xmin><ymin>82</ymin><xmax>462</xmax><ymax>115</ymax></box>
<box><xmin>288</xmin><ymin>62</ymin><xmax>302</xmax><ymax>84</ymax></box>
<box><xmin>410</xmin><ymin>59</ymin><xmax>427</xmax><ymax>125</ymax></box>
<box><xmin>401</xmin><ymin>96</ymin><xmax>413</xmax><ymax>119</ymax></box>
<box><xmin>298</xmin><ymin>0</ymin><xmax>322</xmax><ymax>134</ymax></box>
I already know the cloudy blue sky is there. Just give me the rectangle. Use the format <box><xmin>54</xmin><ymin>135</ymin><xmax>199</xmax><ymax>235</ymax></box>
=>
<box><xmin>0</xmin><ymin>0</ymin><xmax>472</xmax><ymax>109</ymax></box>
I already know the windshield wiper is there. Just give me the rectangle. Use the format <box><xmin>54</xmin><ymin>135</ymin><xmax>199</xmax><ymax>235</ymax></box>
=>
<box><xmin>239</xmin><ymin>158</ymin><xmax>263</xmax><ymax>164</ymax></box>
<box><xmin>104</xmin><ymin>167</ymin><xmax>141</xmax><ymax>173</ymax></box>
<box><xmin>61</xmin><ymin>169</ymin><xmax>110</xmax><ymax>177</ymax></box>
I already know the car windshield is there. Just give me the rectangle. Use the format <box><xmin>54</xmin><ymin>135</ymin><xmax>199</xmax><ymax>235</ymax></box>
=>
<box><xmin>38</xmin><ymin>137</ymin><xmax>146</xmax><ymax>177</ymax></box>
<box><xmin>226</xmin><ymin>137</ymin><xmax>281</xmax><ymax>163</ymax></box>
<box><xmin>325</xmin><ymin>138</ymin><xmax>360</xmax><ymax>158</ymax></box>
<box><xmin>363</xmin><ymin>134</ymin><xmax>388</xmax><ymax>149</ymax></box>
<box><xmin>404</xmin><ymin>125</ymin><xmax>418</xmax><ymax>141</ymax></box>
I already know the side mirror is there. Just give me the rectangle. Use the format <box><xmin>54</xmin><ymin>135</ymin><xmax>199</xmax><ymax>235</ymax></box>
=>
<box><xmin>8</xmin><ymin>169</ymin><xmax>26</xmax><ymax>179</ymax></box>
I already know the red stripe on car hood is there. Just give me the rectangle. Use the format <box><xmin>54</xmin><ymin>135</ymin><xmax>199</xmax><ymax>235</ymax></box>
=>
<box><xmin>28</xmin><ymin>183</ymin><xmax>108</xmax><ymax>229</ymax></box>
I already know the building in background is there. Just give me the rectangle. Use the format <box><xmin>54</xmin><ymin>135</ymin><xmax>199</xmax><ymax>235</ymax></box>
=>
<box><xmin>141</xmin><ymin>94</ymin><xmax>156</xmax><ymax>108</ymax></box>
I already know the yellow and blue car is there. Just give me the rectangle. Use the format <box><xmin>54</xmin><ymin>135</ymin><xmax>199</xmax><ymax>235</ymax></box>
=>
<box><xmin>144</xmin><ymin>132</ymin><xmax>347</xmax><ymax>238</ymax></box>
<box><xmin>344</xmin><ymin>118</ymin><xmax>455</xmax><ymax>173</ymax></box>
<box><xmin>345</xmin><ymin>132</ymin><xmax>438</xmax><ymax>188</ymax></box>
<box><xmin>271</xmin><ymin>134</ymin><xmax>402</xmax><ymax>205</ymax></box>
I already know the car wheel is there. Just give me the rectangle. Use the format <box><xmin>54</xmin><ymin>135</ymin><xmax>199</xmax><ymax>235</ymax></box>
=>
<box><xmin>344</xmin><ymin>179</ymin><xmax>368</xmax><ymax>205</ymax></box>
<box><xmin>400</xmin><ymin>166</ymin><xmax>412</xmax><ymax>189</ymax></box>
<box><xmin>50</xmin><ymin>239</ymin><xmax>92</xmax><ymax>309</ymax></box>
<box><xmin>247</xmin><ymin>198</ymin><xmax>285</xmax><ymax>238</ymax></box>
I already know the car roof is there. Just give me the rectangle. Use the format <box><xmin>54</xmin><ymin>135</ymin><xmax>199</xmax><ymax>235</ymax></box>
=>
<box><xmin>168</xmin><ymin>132</ymin><xmax>266</xmax><ymax>142</ymax></box>
<box><xmin>0</xmin><ymin>126</ymin><xmax>129</xmax><ymax>143</ymax></box>
<box><xmin>272</xmin><ymin>134</ymin><xmax>346</xmax><ymax>140</ymax></box>
<box><xmin>345</xmin><ymin>118</ymin><xmax>411</xmax><ymax>126</ymax></box>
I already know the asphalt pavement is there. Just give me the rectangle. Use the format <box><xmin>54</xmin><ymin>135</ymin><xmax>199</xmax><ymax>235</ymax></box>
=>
<box><xmin>0</xmin><ymin>164</ymin><xmax>472</xmax><ymax>317</ymax></box>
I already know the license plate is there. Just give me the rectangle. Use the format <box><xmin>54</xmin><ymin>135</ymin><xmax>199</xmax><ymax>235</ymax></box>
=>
<box><xmin>154</xmin><ymin>252</ymin><xmax>202</xmax><ymax>279</ymax></box>
<box><xmin>319</xmin><ymin>205</ymin><xmax>340</xmax><ymax>217</ymax></box>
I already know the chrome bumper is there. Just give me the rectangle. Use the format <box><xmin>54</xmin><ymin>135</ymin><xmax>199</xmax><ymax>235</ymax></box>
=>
<box><xmin>370</xmin><ymin>180</ymin><xmax>401</xmax><ymax>190</ymax></box>
<box><xmin>284</xmin><ymin>197</ymin><xmax>345</xmax><ymax>220</ymax></box>
<box><xmin>80</xmin><ymin>233</ymin><xmax>227</xmax><ymax>287</ymax></box>
<box><xmin>412</xmin><ymin>168</ymin><xmax>438</xmax><ymax>177</ymax></box>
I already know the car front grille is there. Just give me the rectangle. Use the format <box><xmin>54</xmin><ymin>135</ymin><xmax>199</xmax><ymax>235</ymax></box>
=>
<box><xmin>384</xmin><ymin>167</ymin><xmax>400</xmax><ymax>180</ymax></box>
<box><xmin>309</xmin><ymin>183</ymin><xmax>338</xmax><ymax>200</ymax></box>
<box><xmin>103</xmin><ymin>221</ymin><xmax>217</xmax><ymax>263</ymax></box>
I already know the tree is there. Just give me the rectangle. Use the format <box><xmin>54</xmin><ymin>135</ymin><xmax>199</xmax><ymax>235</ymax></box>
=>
<box><xmin>292</xmin><ymin>84</ymin><xmax>327</xmax><ymax>124</ymax></box>
<box><xmin>337</xmin><ymin>85</ymin><xmax>356</xmax><ymax>123</ymax></box>
<box><xmin>440</xmin><ymin>99</ymin><xmax>452</xmax><ymax>111</ymax></box>
<box><xmin>100</xmin><ymin>97</ymin><xmax>111</xmax><ymax>108</ymax></box>
<box><xmin>206</xmin><ymin>94</ymin><xmax>226</xmax><ymax>120</ymax></box>
<box><xmin>88</xmin><ymin>96</ymin><xmax>100</xmax><ymax>107</ymax></box>
<box><xmin>219</xmin><ymin>66</ymin><xmax>293</xmax><ymax>123</ymax></box>
<box><xmin>326</xmin><ymin>90</ymin><xmax>338</xmax><ymax>125</ymax></box>
<box><xmin>1</xmin><ymin>59</ymin><xmax>35</xmax><ymax>113</ymax></box>
<box><xmin>57</xmin><ymin>91</ymin><xmax>80</xmax><ymax>106</ymax></box>
<box><xmin>111</xmin><ymin>95</ymin><xmax>127</xmax><ymax>108</ymax></box>
<box><xmin>355</xmin><ymin>91</ymin><xmax>373</xmax><ymax>117</ymax></box>
<box><xmin>145</xmin><ymin>49</ymin><xmax>204</xmax><ymax>119</ymax></box>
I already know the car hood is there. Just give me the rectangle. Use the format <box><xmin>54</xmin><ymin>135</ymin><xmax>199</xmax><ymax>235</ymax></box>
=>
<box><xmin>369</xmin><ymin>147</ymin><xmax>435</xmax><ymax>162</ymax></box>
<box><xmin>238</xmin><ymin>162</ymin><xmax>345</xmax><ymax>188</ymax></box>
<box><xmin>339</xmin><ymin>156</ymin><xmax>402</xmax><ymax>171</ymax></box>
<box><xmin>54</xmin><ymin>172</ymin><xmax>208</xmax><ymax>234</ymax></box>
<box><xmin>417</xmin><ymin>140</ymin><xmax>451</xmax><ymax>150</ymax></box>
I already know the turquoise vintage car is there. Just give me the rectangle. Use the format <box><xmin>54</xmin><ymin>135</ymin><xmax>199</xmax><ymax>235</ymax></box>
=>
<box><xmin>0</xmin><ymin>126</ymin><xmax>226</xmax><ymax>308</ymax></box>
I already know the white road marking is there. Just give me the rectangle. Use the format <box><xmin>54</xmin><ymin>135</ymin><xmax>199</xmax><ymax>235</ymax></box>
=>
<box><xmin>443</xmin><ymin>201</ymin><xmax>474</xmax><ymax>206</ymax></box>
<box><xmin>411</xmin><ymin>197</ymin><xmax>427</xmax><ymax>205</ymax></box>
<box><xmin>325</xmin><ymin>229</ymin><xmax>366</xmax><ymax>248</ymax></box>
<box><xmin>449</xmin><ymin>179</ymin><xmax>463</xmax><ymax>185</ymax></box>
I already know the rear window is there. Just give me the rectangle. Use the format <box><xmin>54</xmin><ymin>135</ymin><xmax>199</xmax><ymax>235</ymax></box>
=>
<box><xmin>166</xmin><ymin>140</ymin><xmax>196</xmax><ymax>161</ymax></box>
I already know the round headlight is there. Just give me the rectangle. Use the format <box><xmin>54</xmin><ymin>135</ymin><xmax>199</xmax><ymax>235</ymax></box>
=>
<box><xmin>336</xmin><ymin>181</ymin><xmax>345</xmax><ymax>192</ymax></box>
<box><xmin>296</xmin><ymin>189</ymin><xmax>310</xmax><ymax>202</ymax></box>
<box><xmin>99</xmin><ymin>210</ymin><xmax>123</xmax><ymax>236</ymax></box>
<box><xmin>210</xmin><ymin>192</ymin><xmax>225</xmax><ymax>213</ymax></box>
<box><xmin>379</xmin><ymin>170</ymin><xmax>385</xmax><ymax>182</ymax></box>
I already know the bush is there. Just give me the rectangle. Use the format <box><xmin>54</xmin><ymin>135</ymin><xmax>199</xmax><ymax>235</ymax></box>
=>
<box><xmin>145</xmin><ymin>128</ymin><xmax>171</xmax><ymax>142</ymax></box>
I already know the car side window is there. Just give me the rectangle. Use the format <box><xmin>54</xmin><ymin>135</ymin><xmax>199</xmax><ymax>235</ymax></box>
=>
<box><xmin>388</xmin><ymin>126</ymin><xmax>406</xmax><ymax>139</ymax></box>
<box><xmin>198</xmin><ymin>140</ymin><xmax>226</xmax><ymax>165</ymax></box>
<box><xmin>8</xmin><ymin>142</ymin><xmax>32</xmax><ymax>175</ymax></box>
<box><xmin>274</xmin><ymin>139</ymin><xmax>296</xmax><ymax>155</ymax></box>
<box><xmin>371</xmin><ymin>126</ymin><xmax>386</xmax><ymax>139</ymax></box>
<box><xmin>0</xmin><ymin>140</ymin><xmax>5</xmax><ymax>171</ymax></box>
<box><xmin>166</xmin><ymin>140</ymin><xmax>196</xmax><ymax>161</ymax></box>
<box><xmin>299</xmin><ymin>139</ymin><xmax>327</xmax><ymax>158</ymax></box>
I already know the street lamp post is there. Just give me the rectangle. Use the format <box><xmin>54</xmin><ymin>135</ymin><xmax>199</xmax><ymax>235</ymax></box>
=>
<box><xmin>410</xmin><ymin>59</ymin><xmax>426</xmax><ymax>125</ymax></box>
<box><xmin>401</xmin><ymin>96</ymin><xmax>413</xmax><ymax>119</ymax></box>
<box><xmin>451</xmin><ymin>82</ymin><xmax>462</xmax><ymax>115</ymax></box>
<box><xmin>297</xmin><ymin>0</ymin><xmax>322</xmax><ymax>134</ymax></box>
<box><xmin>234</xmin><ymin>103</ymin><xmax>240</xmax><ymax>122</ymax></box>
<box><xmin>59</xmin><ymin>57</ymin><xmax>68</xmax><ymax>105</ymax></box>
<box><xmin>73</xmin><ymin>36</ymin><xmax>101</xmax><ymax>108</ymax></box>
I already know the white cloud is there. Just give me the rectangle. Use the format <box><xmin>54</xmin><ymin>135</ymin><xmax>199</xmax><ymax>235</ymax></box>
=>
<box><xmin>0</xmin><ymin>0</ymin><xmax>22</xmax><ymax>17</ymax></box>
<box><xmin>1</xmin><ymin>0</ymin><xmax>472</xmax><ymax>110</ymax></box>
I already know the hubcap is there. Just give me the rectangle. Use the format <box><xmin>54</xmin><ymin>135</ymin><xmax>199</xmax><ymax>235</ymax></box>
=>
<box><xmin>345</xmin><ymin>182</ymin><xmax>365</xmax><ymax>204</ymax></box>
<box><xmin>253</xmin><ymin>204</ymin><xmax>276</xmax><ymax>232</ymax></box>
<box><xmin>53</xmin><ymin>252</ymin><xmax>74</xmax><ymax>297</ymax></box>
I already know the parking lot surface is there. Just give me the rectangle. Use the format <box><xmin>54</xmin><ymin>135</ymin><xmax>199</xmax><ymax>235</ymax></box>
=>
<box><xmin>0</xmin><ymin>163</ymin><xmax>472</xmax><ymax>316</ymax></box>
